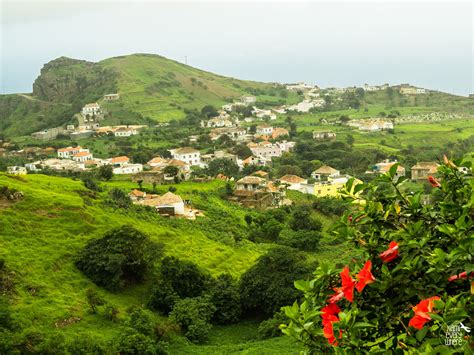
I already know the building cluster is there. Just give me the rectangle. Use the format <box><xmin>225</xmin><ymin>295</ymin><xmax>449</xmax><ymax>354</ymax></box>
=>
<box><xmin>346</xmin><ymin>119</ymin><xmax>394</xmax><ymax>132</ymax></box>
<box><xmin>31</xmin><ymin>101</ymin><xmax>146</xmax><ymax>141</ymax></box>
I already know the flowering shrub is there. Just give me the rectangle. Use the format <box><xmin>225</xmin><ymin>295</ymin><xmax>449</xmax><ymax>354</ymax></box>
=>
<box><xmin>281</xmin><ymin>157</ymin><xmax>473</xmax><ymax>353</ymax></box>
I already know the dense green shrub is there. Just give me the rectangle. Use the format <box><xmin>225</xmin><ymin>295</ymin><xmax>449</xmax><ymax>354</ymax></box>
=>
<box><xmin>148</xmin><ymin>279</ymin><xmax>180</xmax><ymax>315</ymax></box>
<box><xmin>258</xmin><ymin>311</ymin><xmax>287</xmax><ymax>339</ymax></box>
<box><xmin>278</xmin><ymin>229</ymin><xmax>322</xmax><ymax>251</ymax></box>
<box><xmin>169</xmin><ymin>296</ymin><xmax>216</xmax><ymax>343</ymax></box>
<box><xmin>76</xmin><ymin>226</ymin><xmax>162</xmax><ymax>291</ymax></box>
<box><xmin>125</xmin><ymin>308</ymin><xmax>157</xmax><ymax>337</ymax></box>
<box><xmin>208</xmin><ymin>274</ymin><xmax>241</xmax><ymax>325</ymax></box>
<box><xmin>115</xmin><ymin>329</ymin><xmax>165</xmax><ymax>355</ymax></box>
<box><xmin>239</xmin><ymin>246</ymin><xmax>312</xmax><ymax>317</ymax></box>
<box><xmin>160</xmin><ymin>257</ymin><xmax>211</xmax><ymax>298</ymax></box>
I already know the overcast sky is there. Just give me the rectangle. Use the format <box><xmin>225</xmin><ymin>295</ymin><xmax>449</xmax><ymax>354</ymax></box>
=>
<box><xmin>1</xmin><ymin>1</ymin><xmax>472</xmax><ymax>95</ymax></box>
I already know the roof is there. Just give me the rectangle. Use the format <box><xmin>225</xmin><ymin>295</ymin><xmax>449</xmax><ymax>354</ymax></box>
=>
<box><xmin>378</xmin><ymin>163</ymin><xmax>405</xmax><ymax>173</ymax></box>
<box><xmin>173</xmin><ymin>147</ymin><xmax>199</xmax><ymax>155</ymax></box>
<box><xmin>279</xmin><ymin>174</ymin><xmax>306</xmax><ymax>184</ymax></box>
<box><xmin>58</xmin><ymin>146</ymin><xmax>81</xmax><ymax>153</ymax></box>
<box><xmin>148</xmin><ymin>157</ymin><xmax>167</xmax><ymax>164</ymax></box>
<box><xmin>314</xmin><ymin>165</ymin><xmax>339</xmax><ymax>174</ymax></box>
<box><xmin>168</xmin><ymin>159</ymin><xmax>187</xmax><ymax>167</ymax></box>
<box><xmin>257</xmin><ymin>124</ymin><xmax>272</xmax><ymax>129</ymax></box>
<box><xmin>411</xmin><ymin>162</ymin><xmax>440</xmax><ymax>171</ymax></box>
<box><xmin>84</xmin><ymin>103</ymin><xmax>100</xmax><ymax>108</ymax></box>
<box><xmin>155</xmin><ymin>192</ymin><xmax>183</xmax><ymax>205</ymax></box>
<box><xmin>130</xmin><ymin>189</ymin><xmax>146</xmax><ymax>197</ymax></box>
<box><xmin>73</xmin><ymin>151</ymin><xmax>91</xmax><ymax>157</ymax></box>
<box><xmin>253</xmin><ymin>170</ymin><xmax>269</xmax><ymax>177</ymax></box>
<box><xmin>237</xmin><ymin>176</ymin><xmax>265</xmax><ymax>185</ymax></box>
<box><xmin>111</xmin><ymin>156</ymin><xmax>130</xmax><ymax>163</ymax></box>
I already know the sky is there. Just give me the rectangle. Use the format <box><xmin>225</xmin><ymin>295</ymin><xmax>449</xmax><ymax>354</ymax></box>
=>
<box><xmin>1</xmin><ymin>0</ymin><xmax>473</xmax><ymax>96</ymax></box>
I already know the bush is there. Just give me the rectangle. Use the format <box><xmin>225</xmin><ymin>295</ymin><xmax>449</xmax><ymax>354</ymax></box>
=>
<box><xmin>169</xmin><ymin>296</ymin><xmax>216</xmax><ymax>343</ymax></box>
<box><xmin>258</xmin><ymin>311</ymin><xmax>287</xmax><ymax>339</ymax></box>
<box><xmin>160</xmin><ymin>257</ymin><xmax>211</xmax><ymax>298</ymax></box>
<box><xmin>115</xmin><ymin>329</ymin><xmax>165</xmax><ymax>355</ymax></box>
<box><xmin>278</xmin><ymin>229</ymin><xmax>322</xmax><ymax>251</ymax></box>
<box><xmin>239</xmin><ymin>246</ymin><xmax>312</xmax><ymax>317</ymax></box>
<box><xmin>148</xmin><ymin>279</ymin><xmax>180</xmax><ymax>315</ymax></box>
<box><xmin>76</xmin><ymin>226</ymin><xmax>162</xmax><ymax>291</ymax></box>
<box><xmin>208</xmin><ymin>274</ymin><xmax>241</xmax><ymax>324</ymax></box>
<box><xmin>125</xmin><ymin>308</ymin><xmax>157</xmax><ymax>337</ymax></box>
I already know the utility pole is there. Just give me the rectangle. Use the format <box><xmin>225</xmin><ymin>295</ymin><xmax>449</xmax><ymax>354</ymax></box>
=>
<box><xmin>184</xmin><ymin>56</ymin><xmax>188</xmax><ymax>65</ymax></box>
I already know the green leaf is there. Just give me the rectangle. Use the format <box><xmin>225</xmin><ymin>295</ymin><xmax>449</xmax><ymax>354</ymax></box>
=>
<box><xmin>353</xmin><ymin>322</ymin><xmax>375</xmax><ymax>329</ymax></box>
<box><xmin>416</xmin><ymin>326</ymin><xmax>429</xmax><ymax>341</ymax></box>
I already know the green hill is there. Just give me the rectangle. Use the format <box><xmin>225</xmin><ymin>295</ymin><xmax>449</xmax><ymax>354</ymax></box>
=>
<box><xmin>0</xmin><ymin>53</ymin><xmax>292</xmax><ymax>137</ymax></box>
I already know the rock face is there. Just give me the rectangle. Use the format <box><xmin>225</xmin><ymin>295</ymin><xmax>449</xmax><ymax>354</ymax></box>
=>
<box><xmin>32</xmin><ymin>56</ymin><xmax>117</xmax><ymax>103</ymax></box>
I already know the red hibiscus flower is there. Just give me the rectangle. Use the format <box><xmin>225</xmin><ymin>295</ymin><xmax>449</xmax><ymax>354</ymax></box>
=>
<box><xmin>356</xmin><ymin>260</ymin><xmax>376</xmax><ymax>292</ymax></box>
<box><xmin>340</xmin><ymin>267</ymin><xmax>356</xmax><ymax>302</ymax></box>
<box><xmin>321</xmin><ymin>303</ymin><xmax>341</xmax><ymax>345</ymax></box>
<box><xmin>328</xmin><ymin>289</ymin><xmax>344</xmax><ymax>303</ymax></box>
<box><xmin>408</xmin><ymin>296</ymin><xmax>441</xmax><ymax>330</ymax></box>
<box><xmin>448</xmin><ymin>271</ymin><xmax>471</xmax><ymax>282</ymax></box>
<box><xmin>379</xmin><ymin>241</ymin><xmax>399</xmax><ymax>263</ymax></box>
<box><xmin>428</xmin><ymin>175</ymin><xmax>441</xmax><ymax>188</ymax></box>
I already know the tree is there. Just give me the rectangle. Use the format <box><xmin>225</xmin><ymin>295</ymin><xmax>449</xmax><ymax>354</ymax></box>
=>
<box><xmin>163</xmin><ymin>165</ymin><xmax>179</xmax><ymax>177</ymax></box>
<box><xmin>76</xmin><ymin>226</ymin><xmax>162</xmax><ymax>291</ymax></box>
<box><xmin>98</xmin><ymin>165</ymin><xmax>113</xmax><ymax>181</ymax></box>
<box><xmin>239</xmin><ymin>246</ymin><xmax>312</xmax><ymax>317</ymax></box>
<box><xmin>201</xmin><ymin>105</ymin><xmax>218</xmax><ymax>118</ymax></box>
<box><xmin>346</xmin><ymin>134</ymin><xmax>355</xmax><ymax>147</ymax></box>
<box><xmin>208</xmin><ymin>274</ymin><xmax>241</xmax><ymax>324</ymax></box>
<box><xmin>232</xmin><ymin>144</ymin><xmax>252</xmax><ymax>159</ymax></box>
<box><xmin>206</xmin><ymin>158</ymin><xmax>239</xmax><ymax>178</ymax></box>
<box><xmin>289</xmin><ymin>205</ymin><xmax>323</xmax><ymax>232</ymax></box>
<box><xmin>169</xmin><ymin>296</ymin><xmax>216</xmax><ymax>343</ymax></box>
<box><xmin>282</xmin><ymin>158</ymin><xmax>473</xmax><ymax>353</ymax></box>
<box><xmin>160</xmin><ymin>257</ymin><xmax>211</xmax><ymax>298</ymax></box>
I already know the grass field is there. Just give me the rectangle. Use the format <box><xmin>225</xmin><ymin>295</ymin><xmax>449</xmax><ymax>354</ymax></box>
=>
<box><xmin>0</xmin><ymin>173</ymin><xmax>347</xmax><ymax>352</ymax></box>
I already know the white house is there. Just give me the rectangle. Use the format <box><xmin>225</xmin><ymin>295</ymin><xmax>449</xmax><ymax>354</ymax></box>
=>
<box><xmin>114</xmin><ymin>127</ymin><xmax>138</xmax><ymax>137</ymax></box>
<box><xmin>113</xmin><ymin>164</ymin><xmax>143</xmax><ymax>175</ymax></box>
<box><xmin>57</xmin><ymin>146</ymin><xmax>86</xmax><ymax>159</ymax></box>
<box><xmin>248</xmin><ymin>141</ymin><xmax>281</xmax><ymax>159</ymax></box>
<box><xmin>169</xmin><ymin>147</ymin><xmax>201</xmax><ymax>166</ymax></box>
<box><xmin>109</xmin><ymin>156</ymin><xmax>130</xmax><ymax>167</ymax></box>
<box><xmin>82</xmin><ymin>103</ymin><xmax>101</xmax><ymax>117</ymax></box>
<box><xmin>103</xmin><ymin>94</ymin><xmax>120</xmax><ymax>101</ymax></box>
<box><xmin>241</xmin><ymin>96</ymin><xmax>257</xmax><ymax>105</ymax></box>
<box><xmin>312</xmin><ymin>165</ymin><xmax>340</xmax><ymax>180</ymax></box>
<box><xmin>201</xmin><ymin>118</ymin><xmax>234</xmax><ymax>128</ymax></box>
<box><xmin>256</xmin><ymin>124</ymin><xmax>273</xmax><ymax>136</ymax></box>
<box><xmin>313</xmin><ymin>130</ymin><xmax>336</xmax><ymax>140</ymax></box>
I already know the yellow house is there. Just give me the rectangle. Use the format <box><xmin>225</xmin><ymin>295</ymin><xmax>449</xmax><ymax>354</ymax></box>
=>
<box><xmin>312</xmin><ymin>176</ymin><xmax>363</xmax><ymax>198</ymax></box>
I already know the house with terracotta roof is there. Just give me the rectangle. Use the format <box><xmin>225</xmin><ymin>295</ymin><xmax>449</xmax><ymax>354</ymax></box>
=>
<box><xmin>231</xmin><ymin>175</ymin><xmax>285</xmax><ymax>209</ymax></box>
<box><xmin>72</xmin><ymin>151</ymin><xmax>93</xmax><ymax>162</ymax></box>
<box><xmin>372</xmin><ymin>160</ymin><xmax>406</xmax><ymax>179</ymax></box>
<box><xmin>57</xmin><ymin>146</ymin><xmax>85</xmax><ymax>159</ymax></box>
<box><xmin>129</xmin><ymin>189</ymin><xmax>146</xmax><ymax>201</ymax></box>
<box><xmin>272</xmin><ymin>127</ymin><xmax>289</xmax><ymax>139</ymax></box>
<box><xmin>248</xmin><ymin>141</ymin><xmax>281</xmax><ymax>160</ymax></box>
<box><xmin>279</xmin><ymin>174</ymin><xmax>308</xmax><ymax>191</ymax></box>
<box><xmin>110</xmin><ymin>156</ymin><xmax>130</xmax><ymax>167</ymax></box>
<box><xmin>411</xmin><ymin>162</ymin><xmax>439</xmax><ymax>181</ymax></box>
<box><xmin>311</xmin><ymin>165</ymin><xmax>340</xmax><ymax>180</ymax></box>
<box><xmin>147</xmin><ymin>157</ymin><xmax>169</xmax><ymax>168</ymax></box>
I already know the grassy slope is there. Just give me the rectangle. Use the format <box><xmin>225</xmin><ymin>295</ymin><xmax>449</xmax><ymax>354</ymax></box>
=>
<box><xmin>1</xmin><ymin>174</ymin><xmax>340</xmax><ymax>353</ymax></box>
<box><xmin>99</xmin><ymin>53</ymin><xmax>291</xmax><ymax>122</ymax></box>
<box><xmin>0</xmin><ymin>174</ymin><xmax>267</xmax><ymax>343</ymax></box>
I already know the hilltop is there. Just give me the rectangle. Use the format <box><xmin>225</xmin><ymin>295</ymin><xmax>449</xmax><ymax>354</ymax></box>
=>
<box><xmin>0</xmin><ymin>53</ymin><xmax>292</xmax><ymax>137</ymax></box>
